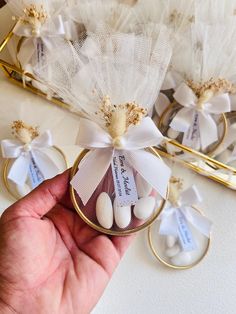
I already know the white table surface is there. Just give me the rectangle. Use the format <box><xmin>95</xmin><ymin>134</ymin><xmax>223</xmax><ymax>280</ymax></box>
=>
<box><xmin>1</xmin><ymin>6</ymin><xmax>236</xmax><ymax>314</ymax></box>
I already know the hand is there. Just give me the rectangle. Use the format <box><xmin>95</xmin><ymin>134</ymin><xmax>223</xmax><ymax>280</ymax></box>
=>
<box><xmin>0</xmin><ymin>171</ymin><xmax>134</xmax><ymax>314</ymax></box>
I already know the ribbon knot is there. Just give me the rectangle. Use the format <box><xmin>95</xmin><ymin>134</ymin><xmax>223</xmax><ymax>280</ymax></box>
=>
<box><xmin>23</xmin><ymin>143</ymin><xmax>32</xmax><ymax>152</ymax></box>
<box><xmin>113</xmin><ymin>136</ymin><xmax>125</xmax><ymax>149</ymax></box>
<box><xmin>170</xmin><ymin>83</ymin><xmax>231</xmax><ymax>149</ymax></box>
<box><xmin>159</xmin><ymin>185</ymin><xmax>212</xmax><ymax>238</ymax></box>
<box><xmin>71</xmin><ymin>117</ymin><xmax>171</xmax><ymax>205</ymax></box>
<box><xmin>1</xmin><ymin>130</ymin><xmax>59</xmax><ymax>186</ymax></box>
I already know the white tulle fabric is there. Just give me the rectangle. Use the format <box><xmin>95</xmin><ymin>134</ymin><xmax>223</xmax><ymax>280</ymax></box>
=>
<box><xmin>65</xmin><ymin>0</ymin><xmax>137</xmax><ymax>34</ymax></box>
<box><xmin>169</xmin><ymin>21</ymin><xmax>236</xmax><ymax>87</ymax></box>
<box><xmin>195</xmin><ymin>0</ymin><xmax>236</xmax><ymax>24</ymax></box>
<box><xmin>34</xmin><ymin>27</ymin><xmax>172</xmax><ymax>121</ymax></box>
<box><xmin>134</xmin><ymin>0</ymin><xmax>195</xmax><ymax>35</ymax></box>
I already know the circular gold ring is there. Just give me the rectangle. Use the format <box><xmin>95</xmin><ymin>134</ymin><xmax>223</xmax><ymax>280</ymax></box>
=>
<box><xmin>70</xmin><ymin>148</ymin><xmax>168</xmax><ymax>236</ymax></box>
<box><xmin>2</xmin><ymin>145</ymin><xmax>68</xmax><ymax>201</ymax></box>
<box><xmin>147</xmin><ymin>207</ymin><xmax>211</xmax><ymax>270</ymax></box>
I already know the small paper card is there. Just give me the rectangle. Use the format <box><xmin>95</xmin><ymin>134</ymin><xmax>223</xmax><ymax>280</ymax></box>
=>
<box><xmin>37</xmin><ymin>39</ymin><xmax>46</xmax><ymax>67</ymax></box>
<box><xmin>111</xmin><ymin>150</ymin><xmax>138</xmax><ymax>207</ymax></box>
<box><xmin>182</xmin><ymin>112</ymin><xmax>200</xmax><ymax>149</ymax></box>
<box><xmin>28</xmin><ymin>155</ymin><xmax>44</xmax><ymax>189</ymax></box>
<box><xmin>175</xmin><ymin>208</ymin><xmax>197</xmax><ymax>252</ymax></box>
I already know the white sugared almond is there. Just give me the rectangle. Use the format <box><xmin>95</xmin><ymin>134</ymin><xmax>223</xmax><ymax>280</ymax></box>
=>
<box><xmin>166</xmin><ymin>235</ymin><xmax>177</xmax><ymax>248</ymax></box>
<box><xmin>170</xmin><ymin>251</ymin><xmax>192</xmax><ymax>266</ymax></box>
<box><xmin>165</xmin><ymin>244</ymin><xmax>181</xmax><ymax>258</ymax></box>
<box><xmin>16</xmin><ymin>183</ymin><xmax>31</xmax><ymax>197</ymax></box>
<box><xmin>133</xmin><ymin>196</ymin><xmax>156</xmax><ymax>220</ymax></box>
<box><xmin>96</xmin><ymin>192</ymin><xmax>113</xmax><ymax>229</ymax></box>
<box><xmin>167</xmin><ymin>128</ymin><xmax>179</xmax><ymax>139</ymax></box>
<box><xmin>114</xmin><ymin>199</ymin><xmax>131</xmax><ymax>229</ymax></box>
<box><xmin>135</xmin><ymin>173</ymin><xmax>152</xmax><ymax>198</ymax></box>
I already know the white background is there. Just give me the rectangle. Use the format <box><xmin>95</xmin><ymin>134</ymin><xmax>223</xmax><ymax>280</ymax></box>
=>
<box><xmin>1</xmin><ymin>6</ymin><xmax>236</xmax><ymax>314</ymax></box>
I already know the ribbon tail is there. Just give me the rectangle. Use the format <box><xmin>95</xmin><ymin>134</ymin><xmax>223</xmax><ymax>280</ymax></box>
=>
<box><xmin>31</xmin><ymin>150</ymin><xmax>60</xmax><ymax>180</ymax></box>
<box><xmin>170</xmin><ymin>107</ymin><xmax>194</xmax><ymax>132</ymax></box>
<box><xmin>70</xmin><ymin>149</ymin><xmax>113</xmax><ymax>205</ymax></box>
<box><xmin>183</xmin><ymin>207</ymin><xmax>212</xmax><ymax>238</ymax></box>
<box><xmin>159</xmin><ymin>209</ymin><xmax>178</xmax><ymax>236</ymax></box>
<box><xmin>199</xmin><ymin>112</ymin><xmax>218</xmax><ymax>149</ymax></box>
<box><xmin>8</xmin><ymin>155</ymin><xmax>30</xmax><ymax>186</ymax></box>
<box><xmin>125</xmin><ymin>150</ymin><xmax>171</xmax><ymax>199</ymax></box>
<box><xmin>180</xmin><ymin>185</ymin><xmax>203</xmax><ymax>206</ymax></box>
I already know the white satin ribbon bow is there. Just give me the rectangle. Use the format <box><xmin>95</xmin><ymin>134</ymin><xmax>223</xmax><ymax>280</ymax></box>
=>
<box><xmin>71</xmin><ymin>117</ymin><xmax>171</xmax><ymax>205</ymax></box>
<box><xmin>13</xmin><ymin>15</ymin><xmax>65</xmax><ymax>67</ymax></box>
<box><xmin>159</xmin><ymin>185</ymin><xmax>212</xmax><ymax>238</ymax></box>
<box><xmin>1</xmin><ymin>131</ymin><xmax>59</xmax><ymax>186</ymax></box>
<box><xmin>170</xmin><ymin>83</ymin><xmax>231</xmax><ymax>149</ymax></box>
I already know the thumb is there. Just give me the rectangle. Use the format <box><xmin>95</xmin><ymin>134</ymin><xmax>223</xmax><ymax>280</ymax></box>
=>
<box><xmin>1</xmin><ymin>170</ymin><xmax>70</xmax><ymax>222</ymax></box>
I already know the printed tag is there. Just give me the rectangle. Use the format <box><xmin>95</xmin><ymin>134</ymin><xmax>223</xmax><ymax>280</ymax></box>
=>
<box><xmin>37</xmin><ymin>39</ymin><xmax>45</xmax><ymax>67</ymax></box>
<box><xmin>28</xmin><ymin>156</ymin><xmax>44</xmax><ymax>189</ymax></box>
<box><xmin>111</xmin><ymin>151</ymin><xmax>138</xmax><ymax>207</ymax></box>
<box><xmin>175</xmin><ymin>209</ymin><xmax>197</xmax><ymax>252</ymax></box>
<box><xmin>182</xmin><ymin>112</ymin><xmax>200</xmax><ymax>149</ymax></box>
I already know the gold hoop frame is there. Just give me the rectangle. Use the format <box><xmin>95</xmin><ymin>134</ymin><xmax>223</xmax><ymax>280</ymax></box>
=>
<box><xmin>2</xmin><ymin>145</ymin><xmax>68</xmax><ymax>200</ymax></box>
<box><xmin>70</xmin><ymin>147</ymin><xmax>168</xmax><ymax>236</ymax></box>
<box><xmin>147</xmin><ymin>207</ymin><xmax>211</xmax><ymax>270</ymax></box>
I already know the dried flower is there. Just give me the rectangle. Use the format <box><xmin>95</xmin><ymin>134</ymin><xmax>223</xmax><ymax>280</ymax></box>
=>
<box><xmin>98</xmin><ymin>95</ymin><xmax>147</xmax><ymax>137</ymax></box>
<box><xmin>168</xmin><ymin>9</ymin><xmax>194</xmax><ymax>27</ymax></box>
<box><xmin>13</xmin><ymin>4</ymin><xmax>48</xmax><ymax>36</ymax></box>
<box><xmin>11</xmin><ymin>120</ymin><xmax>39</xmax><ymax>144</ymax></box>
<box><xmin>170</xmin><ymin>177</ymin><xmax>184</xmax><ymax>190</ymax></box>
<box><xmin>187</xmin><ymin>78</ymin><xmax>236</xmax><ymax>98</ymax></box>
<box><xmin>169</xmin><ymin>177</ymin><xmax>184</xmax><ymax>206</ymax></box>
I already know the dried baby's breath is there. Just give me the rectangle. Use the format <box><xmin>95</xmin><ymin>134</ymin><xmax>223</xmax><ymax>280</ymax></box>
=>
<box><xmin>168</xmin><ymin>9</ymin><xmax>194</xmax><ymax>26</ymax></box>
<box><xmin>11</xmin><ymin>120</ymin><xmax>39</xmax><ymax>139</ymax></box>
<box><xmin>170</xmin><ymin>177</ymin><xmax>184</xmax><ymax>191</ymax></box>
<box><xmin>169</xmin><ymin>177</ymin><xmax>184</xmax><ymax>206</ymax></box>
<box><xmin>24</xmin><ymin>4</ymin><xmax>47</xmax><ymax>23</ymax></box>
<box><xmin>98</xmin><ymin>95</ymin><xmax>147</xmax><ymax>138</ymax></box>
<box><xmin>13</xmin><ymin>4</ymin><xmax>48</xmax><ymax>33</ymax></box>
<box><xmin>187</xmin><ymin>78</ymin><xmax>236</xmax><ymax>97</ymax></box>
